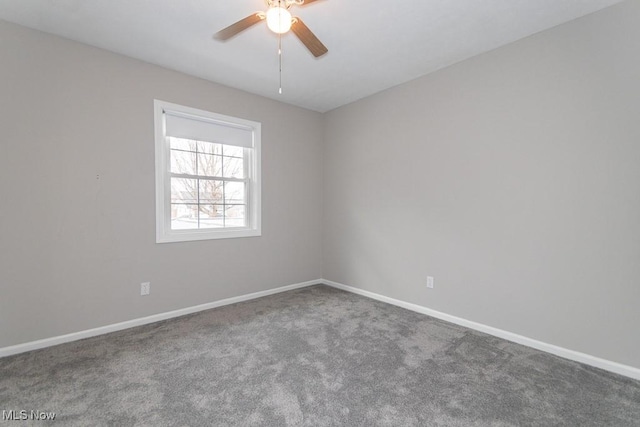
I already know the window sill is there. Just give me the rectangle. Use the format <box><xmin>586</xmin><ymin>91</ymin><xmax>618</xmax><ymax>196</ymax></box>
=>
<box><xmin>156</xmin><ymin>228</ymin><xmax>261</xmax><ymax>243</ymax></box>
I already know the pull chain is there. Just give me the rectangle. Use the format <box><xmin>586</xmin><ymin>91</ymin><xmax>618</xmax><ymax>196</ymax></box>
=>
<box><xmin>278</xmin><ymin>25</ymin><xmax>283</xmax><ymax>93</ymax></box>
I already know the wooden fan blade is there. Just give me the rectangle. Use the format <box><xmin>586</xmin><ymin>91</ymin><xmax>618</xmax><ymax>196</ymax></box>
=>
<box><xmin>214</xmin><ymin>13</ymin><xmax>263</xmax><ymax>40</ymax></box>
<box><xmin>301</xmin><ymin>0</ymin><xmax>322</xmax><ymax>5</ymax></box>
<box><xmin>291</xmin><ymin>18</ymin><xmax>328</xmax><ymax>57</ymax></box>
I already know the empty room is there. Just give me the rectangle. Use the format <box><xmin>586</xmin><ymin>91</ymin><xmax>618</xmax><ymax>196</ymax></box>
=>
<box><xmin>1</xmin><ymin>0</ymin><xmax>639</xmax><ymax>425</ymax></box>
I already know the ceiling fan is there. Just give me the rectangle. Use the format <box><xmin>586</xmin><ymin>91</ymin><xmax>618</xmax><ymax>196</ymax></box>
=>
<box><xmin>214</xmin><ymin>0</ymin><xmax>328</xmax><ymax>58</ymax></box>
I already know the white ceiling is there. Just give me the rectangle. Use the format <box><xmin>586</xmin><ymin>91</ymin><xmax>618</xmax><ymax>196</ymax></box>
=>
<box><xmin>0</xmin><ymin>0</ymin><xmax>623</xmax><ymax>112</ymax></box>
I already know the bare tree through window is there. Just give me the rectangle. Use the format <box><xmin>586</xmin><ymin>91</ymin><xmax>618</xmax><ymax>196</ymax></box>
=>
<box><xmin>169</xmin><ymin>137</ymin><xmax>246</xmax><ymax>230</ymax></box>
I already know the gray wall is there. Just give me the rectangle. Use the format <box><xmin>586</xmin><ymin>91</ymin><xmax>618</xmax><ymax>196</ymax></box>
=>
<box><xmin>323</xmin><ymin>1</ymin><xmax>640</xmax><ymax>369</ymax></box>
<box><xmin>0</xmin><ymin>21</ymin><xmax>323</xmax><ymax>348</ymax></box>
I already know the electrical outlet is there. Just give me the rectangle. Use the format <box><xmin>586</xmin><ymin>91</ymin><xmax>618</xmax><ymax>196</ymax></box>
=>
<box><xmin>141</xmin><ymin>282</ymin><xmax>150</xmax><ymax>296</ymax></box>
<box><xmin>427</xmin><ymin>276</ymin><xmax>434</xmax><ymax>289</ymax></box>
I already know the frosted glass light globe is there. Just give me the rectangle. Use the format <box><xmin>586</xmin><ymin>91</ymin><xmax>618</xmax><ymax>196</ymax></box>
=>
<box><xmin>266</xmin><ymin>6</ymin><xmax>292</xmax><ymax>34</ymax></box>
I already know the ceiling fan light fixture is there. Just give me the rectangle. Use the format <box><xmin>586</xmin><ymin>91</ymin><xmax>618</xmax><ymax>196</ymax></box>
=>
<box><xmin>266</xmin><ymin>6</ymin><xmax>292</xmax><ymax>34</ymax></box>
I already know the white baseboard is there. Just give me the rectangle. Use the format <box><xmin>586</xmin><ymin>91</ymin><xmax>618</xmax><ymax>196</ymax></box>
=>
<box><xmin>0</xmin><ymin>279</ymin><xmax>321</xmax><ymax>358</ymax></box>
<box><xmin>322</xmin><ymin>279</ymin><xmax>640</xmax><ymax>381</ymax></box>
<box><xmin>4</xmin><ymin>278</ymin><xmax>639</xmax><ymax>381</ymax></box>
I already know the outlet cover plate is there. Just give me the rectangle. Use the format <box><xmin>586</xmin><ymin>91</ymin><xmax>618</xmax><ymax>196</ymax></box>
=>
<box><xmin>141</xmin><ymin>282</ymin><xmax>150</xmax><ymax>296</ymax></box>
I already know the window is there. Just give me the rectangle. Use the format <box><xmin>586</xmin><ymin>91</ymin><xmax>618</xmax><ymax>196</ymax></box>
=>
<box><xmin>154</xmin><ymin>100</ymin><xmax>261</xmax><ymax>242</ymax></box>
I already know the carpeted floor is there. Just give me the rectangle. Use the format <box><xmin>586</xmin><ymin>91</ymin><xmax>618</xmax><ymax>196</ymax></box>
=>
<box><xmin>1</xmin><ymin>285</ymin><xmax>639</xmax><ymax>426</ymax></box>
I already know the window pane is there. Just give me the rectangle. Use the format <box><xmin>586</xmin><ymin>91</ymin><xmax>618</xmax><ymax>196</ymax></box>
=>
<box><xmin>169</xmin><ymin>137</ymin><xmax>197</xmax><ymax>152</ymax></box>
<box><xmin>224</xmin><ymin>145</ymin><xmax>243</xmax><ymax>158</ymax></box>
<box><xmin>224</xmin><ymin>181</ymin><xmax>245</xmax><ymax>204</ymax></box>
<box><xmin>198</xmin><ymin>141</ymin><xmax>222</xmax><ymax>156</ymax></box>
<box><xmin>170</xmin><ymin>149</ymin><xmax>196</xmax><ymax>175</ymax></box>
<box><xmin>199</xmin><ymin>205</ymin><xmax>224</xmax><ymax>229</ymax></box>
<box><xmin>171</xmin><ymin>178</ymin><xmax>198</xmax><ymax>203</ymax></box>
<box><xmin>198</xmin><ymin>153</ymin><xmax>222</xmax><ymax>177</ymax></box>
<box><xmin>223</xmin><ymin>156</ymin><xmax>244</xmax><ymax>178</ymax></box>
<box><xmin>225</xmin><ymin>205</ymin><xmax>246</xmax><ymax>228</ymax></box>
<box><xmin>171</xmin><ymin>204</ymin><xmax>198</xmax><ymax>230</ymax></box>
<box><xmin>199</xmin><ymin>180</ymin><xmax>224</xmax><ymax>204</ymax></box>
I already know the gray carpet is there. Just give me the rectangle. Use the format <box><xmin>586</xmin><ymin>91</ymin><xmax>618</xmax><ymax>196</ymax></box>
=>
<box><xmin>1</xmin><ymin>285</ymin><xmax>639</xmax><ymax>426</ymax></box>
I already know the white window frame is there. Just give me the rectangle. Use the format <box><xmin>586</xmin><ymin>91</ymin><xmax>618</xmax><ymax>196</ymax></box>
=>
<box><xmin>154</xmin><ymin>100</ymin><xmax>261</xmax><ymax>243</ymax></box>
